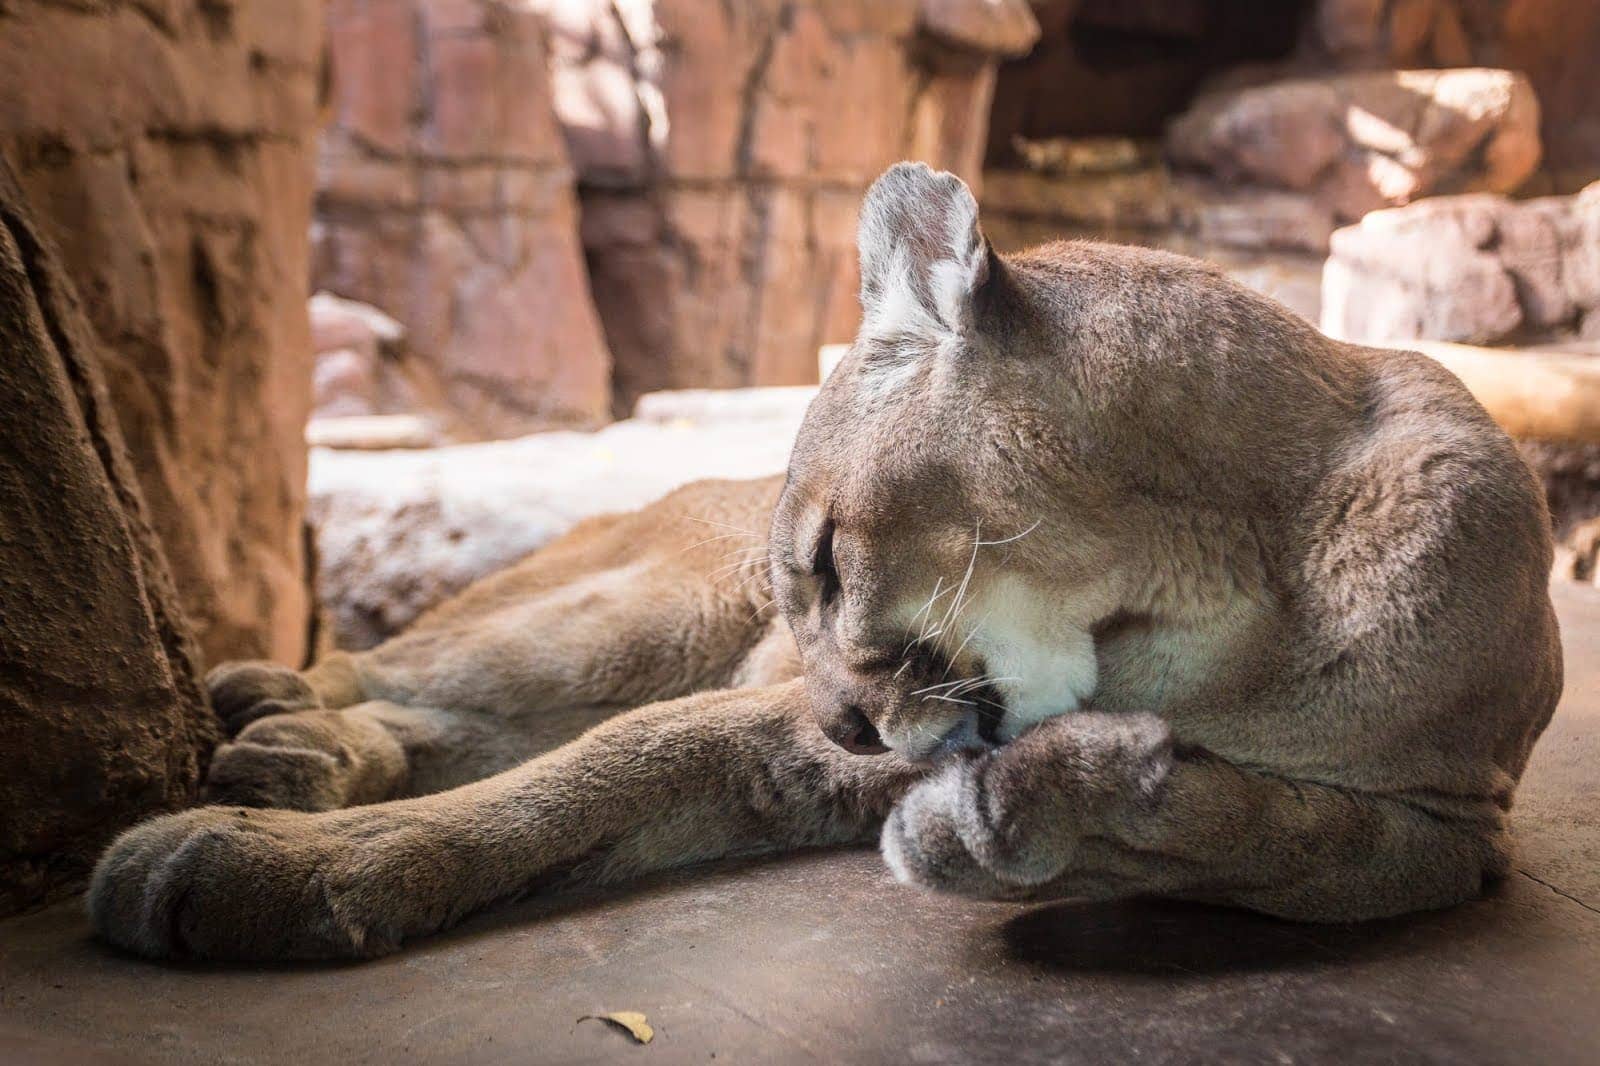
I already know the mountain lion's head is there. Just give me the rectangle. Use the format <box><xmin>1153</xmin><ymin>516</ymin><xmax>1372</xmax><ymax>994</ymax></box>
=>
<box><xmin>769</xmin><ymin>163</ymin><xmax>1128</xmax><ymax>761</ymax></box>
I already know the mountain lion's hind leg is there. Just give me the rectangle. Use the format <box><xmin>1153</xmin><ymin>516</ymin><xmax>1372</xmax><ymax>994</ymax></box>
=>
<box><xmin>200</xmin><ymin>477</ymin><xmax>788</xmax><ymax>811</ymax></box>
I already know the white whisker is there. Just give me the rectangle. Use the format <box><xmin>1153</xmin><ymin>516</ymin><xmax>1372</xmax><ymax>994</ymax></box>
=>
<box><xmin>941</xmin><ymin>610</ymin><xmax>993</xmax><ymax>678</ymax></box>
<box><xmin>976</xmin><ymin>520</ymin><xmax>1042</xmax><ymax>547</ymax></box>
<box><xmin>684</xmin><ymin>515</ymin><xmax>759</xmax><ymax>535</ymax></box>
<box><xmin>680</xmin><ymin>530</ymin><xmax>762</xmax><ymax>553</ymax></box>
<box><xmin>909</xmin><ymin>677</ymin><xmax>973</xmax><ymax>697</ymax></box>
<box><xmin>905</xmin><ymin>577</ymin><xmax>952</xmax><ymax>652</ymax></box>
<box><xmin>935</xmin><ymin>520</ymin><xmax>983</xmax><ymax>645</ymax></box>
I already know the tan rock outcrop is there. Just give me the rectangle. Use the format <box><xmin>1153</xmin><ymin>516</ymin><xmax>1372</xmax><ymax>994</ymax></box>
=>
<box><xmin>0</xmin><ymin>0</ymin><xmax>324</xmax><ymax>668</ymax></box>
<box><xmin>1302</xmin><ymin>0</ymin><xmax>1600</xmax><ymax>175</ymax></box>
<box><xmin>1322</xmin><ymin>183</ymin><xmax>1600</xmax><ymax>345</ymax></box>
<box><xmin>1167</xmin><ymin>68</ymin><xmax>1542</xmax><ymax>221</ymax></box>
<box><xmin>315</xmin><ymin>0</ymin><xmax>612</xmax><ymax>440</ymax></box>
<box><xmin>0</xmin><ymin>154</ymin><xmax>214</xmax><ymax>915</ymax></box>
<box><xmin>541</xmin><ymin>0</ymin><xmax>1039</xmax><ymax>409</ymax></box>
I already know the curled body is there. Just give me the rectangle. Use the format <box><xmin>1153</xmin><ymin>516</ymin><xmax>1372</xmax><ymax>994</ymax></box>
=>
<box><xmin>90</xmin><ymin>164</ymin><xmax>1561</xmax><ymax>960</ymax></box>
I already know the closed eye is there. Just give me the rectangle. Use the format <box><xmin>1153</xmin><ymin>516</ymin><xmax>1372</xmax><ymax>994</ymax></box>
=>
<box><xmin>811</xmin><ymin>520</ymin><xmax>840</xmax><ymax>603</ymax></box>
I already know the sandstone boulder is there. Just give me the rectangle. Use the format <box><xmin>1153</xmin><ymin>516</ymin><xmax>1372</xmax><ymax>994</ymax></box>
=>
<box><xmin>1322</xmin><ymin>183</ymin><xmax>1600</xmax><ymax>345</ymax></box>
<box><xmin>919</xmin><ymin>0</ymin><xmax>1041</xmax><ymax>55</ymax></box>
<box><xmin>1167</xmin><ymin>68</ymin><xmax>1542</xmax><ymax>220</ymax></box>
<box><xmin>315</xmin><ymin>0</ymin><xmax>612</xmax><ymax>440</ymax></box>
<box><xmin>304</xmin><ymin>291</ymin><xmax>455</xmax><ymax>440</ymax></box>
<box><xmin>1176</xmin><ymin>184</ymin><xmax>1336</xmax><ymax>255</ymax></box>
<box><xmin>1301</xmin><ymin>0</ymin><xmax>1600</xmax><ymax>175</ymax></box>
<box><xmin>983</xmin><ymin>162</ymin><xmax>1339</xmax><ymax>253</ymax></box>
<box><xmin>309</xmin><ymin>293</ymin><xmax>405</xmax><ymax>420</ymax></box>
<box><xmin>0</xmin><ymin>155</ymin><xmax>214</xmax><ymax>915</ymax></box>
<box><xmin>981</xmin><ymin>166</ymin><xmax>1180</xmax><ymax>236</ymax></box>
<box><xmin>538</xmin><ymin>0</ymin><xmax>1039</xmax><ymax>409</ymax></box>
<box><xmin>0</xmin><ymin>0</ymin><xmax>324</xmax><ymax>668</ymax></box>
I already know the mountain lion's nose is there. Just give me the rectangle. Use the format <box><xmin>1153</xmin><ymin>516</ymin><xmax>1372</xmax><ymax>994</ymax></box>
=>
<box><xmin>830</xmin><ymin>706</ymin><xmax>890</xmax><ymax>756</ymax></box>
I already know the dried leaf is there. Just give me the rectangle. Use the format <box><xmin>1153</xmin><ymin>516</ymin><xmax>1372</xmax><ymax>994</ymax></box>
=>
<box><xmin>580</xmin><ymin>1010</ymin><xmax>654</xmax><ymax>1045</ymax></box>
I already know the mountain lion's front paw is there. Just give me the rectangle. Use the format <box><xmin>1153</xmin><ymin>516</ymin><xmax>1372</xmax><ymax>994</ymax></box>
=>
<box><xmin>202</xmin><ymin>738</ymin><xmax>353</xmax><ymax>811</ymax></box>
<box><xmin>883</xmin><ymin>712</ymin><xmax>1174</xmax><ymax>894</ymax></box>
<box><xmin>206</xmin><ymin>660</ymin><xmax>321</xmax><ymax>737</ymax></box>
<box><xmin>881</xmin><ymin>756</ymin><xmax>1030</xmax><ymax>899</ymax></box>
<box><xmin>88</xmin><ymin>806</ymin><xmax>398</xmax><ymax>960</ymax></box>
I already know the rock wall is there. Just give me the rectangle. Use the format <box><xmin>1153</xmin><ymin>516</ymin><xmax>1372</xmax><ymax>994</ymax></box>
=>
<box><xmin>1322</xmin><ymin>183</ymin><xmax>1600</xmax><ymax>344</ymax></box>
<box><xmin>315</xmin><ymin>0</ymin><xmax>613</xmax><ymax>440</ymax></box>
<box><xmin>542</xmin><ymin>0</ymin><xmax>1039</xmax><ymax>410</ymax></box>
<box><xmin>0</xmin><ymin>154</ymin><xmax>215</xmax><ymax>916</ymax></box>
<box><xmin>0</xmin><ymin>0</ymin><xmax>324</xmax><ymax>668</ymax></box>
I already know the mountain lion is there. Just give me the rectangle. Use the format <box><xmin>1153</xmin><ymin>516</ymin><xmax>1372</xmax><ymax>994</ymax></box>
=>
<box><xmin>89</xmin><ymin>163</ymin><xmax>1561</xmax><ymax>960</ymax></box>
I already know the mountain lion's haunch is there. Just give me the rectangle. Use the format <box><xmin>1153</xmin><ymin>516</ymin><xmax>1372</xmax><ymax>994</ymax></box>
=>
<box><xmin>89</xmin><ymin>163</ymin><xmax>1560</xmax><ymax>960</ymax></box>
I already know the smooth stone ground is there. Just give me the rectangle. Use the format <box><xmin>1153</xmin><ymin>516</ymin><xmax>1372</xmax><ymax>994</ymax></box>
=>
<box><xmin>1</xmin><ymin>583</ymin><xmax>1595</xmax><ymax>1065</ymax></box>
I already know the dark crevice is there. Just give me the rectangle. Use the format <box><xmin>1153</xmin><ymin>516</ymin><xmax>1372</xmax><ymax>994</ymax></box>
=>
<box><xmin>196</xmin><ymin>0</ymin><xmax>234</xmax><ymax>42</ymax></box>
<box><xmin>732</xmin><ymin>2</ymin><xmax>793</xmax><ymax>178</ymax></box>
<box><xmin>986</xmin><ymin>0</ymin><xmax>1315</xmax><ymax>166</ymax></box>
<box><xmin>190</xmin><ymin>235</ymin><xmax>225</xmax><ymax>344</ymax></box>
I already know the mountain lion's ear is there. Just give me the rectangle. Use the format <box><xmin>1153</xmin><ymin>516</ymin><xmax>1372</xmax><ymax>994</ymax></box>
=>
<box><xmin>857</xmin><ymin>162</ymin><xmax>994</xmax><ymax>341</ymax></box>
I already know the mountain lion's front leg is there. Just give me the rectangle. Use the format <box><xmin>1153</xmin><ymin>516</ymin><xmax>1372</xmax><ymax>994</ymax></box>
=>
<box><xmin>90</xmin><ymin>680</ymin><xmax>920</xmax><ymax>961</ymax></box>
<box><xmin>884</xmin><ymin>712</ymin><xmax>1504</xmax><ymax>922</ymax></box>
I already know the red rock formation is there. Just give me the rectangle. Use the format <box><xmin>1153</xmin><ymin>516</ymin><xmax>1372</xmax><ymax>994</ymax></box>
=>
<box><xmin>542</xmin><ymin>0</ymin><xmax>1039</xmax><ymax>409</ymax></box>
<box><xmin>0</xmin><ymin>0</ymin><xmax>324</xmax><ymax>668</ymax></box>
<box><xmin>0</xmin><ymin>154</ymin><xmax>215</xmax><ymax>915</ymax></box>
<box><xmin>315</xmin><ymin>0</ymin><xmax>612</xmax><ymax>440</ymax></box>
<box><xmin>989</xmin><ymin>2</ymin><xmax>1600</xmax><ymax>183</ymax></box>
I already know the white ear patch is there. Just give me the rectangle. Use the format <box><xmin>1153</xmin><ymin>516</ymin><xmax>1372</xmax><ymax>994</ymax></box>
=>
<box><xmin>860</xmin><ymin>243</ymin><xmax>945</xmax><ymax>344</ymax></box>
<box><xmin>927</xmin><ymin>218</ymin><xmax>987</xmax><ymax>333</ymax></box>
<box><xmin>856</xmin><ymin>162</ymin><xmax>989</xmax><ymax>346</ymax></box>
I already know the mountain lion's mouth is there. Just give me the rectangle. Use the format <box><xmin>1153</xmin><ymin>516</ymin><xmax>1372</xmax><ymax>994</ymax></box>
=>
<box><xmin>888</xmin><ymin>645</ymin><xmax>1008</xmax><ymax>760</ymax></box>
<box><xmin>911</xmin><ymin>682</ymin><xmax>1006</xmax><ymax>763</ymax></box>
<box><xmin>971</xmin><ymin>681</ymin><xmax>1006</xmax><ymax>743</ymax></box>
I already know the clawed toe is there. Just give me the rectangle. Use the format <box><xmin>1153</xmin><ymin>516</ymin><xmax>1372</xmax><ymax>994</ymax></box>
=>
<box><xmin>202</xmin><ymin>741</ymin><xmax>349</xmax><ymax>811</ymax></box>
<box><xmin>206</xmin><ymin>661</ymin><xmax>320</xmax><ymax>736</ymax></box>
<box><xmin>882</xmin><ymin>759</ymin><xmax>1027</xmax><ymax>899</ymax></box>
<box><xmin>87</xmin><ymin>806</ymin><xmax>381</xmax><ymax>961</ymax></box>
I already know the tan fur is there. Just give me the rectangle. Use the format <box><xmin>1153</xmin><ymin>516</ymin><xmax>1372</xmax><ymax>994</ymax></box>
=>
<box><xmin>90</xmin><ymin>164</ymin><xmax>1561</xmax><ymax>960</ymax></box>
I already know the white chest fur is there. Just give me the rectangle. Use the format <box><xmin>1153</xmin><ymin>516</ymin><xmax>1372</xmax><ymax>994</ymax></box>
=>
<box><xmin>962</xmin><ymin>575</ymin><xmax>1104</xmax><ymax>740</ymax></box>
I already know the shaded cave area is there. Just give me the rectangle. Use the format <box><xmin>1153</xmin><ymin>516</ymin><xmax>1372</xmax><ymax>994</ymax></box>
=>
<box><xmin>987</xmin><ymin>0</ymin><xmax>1313</xmax><ymax>161</ymax></box>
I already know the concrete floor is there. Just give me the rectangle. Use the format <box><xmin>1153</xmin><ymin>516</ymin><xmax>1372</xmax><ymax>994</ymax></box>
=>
<box><xmin>2</xmin><ymin>585</ymin><xmax>1596</xmax><ymax>1066</ymax></box>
